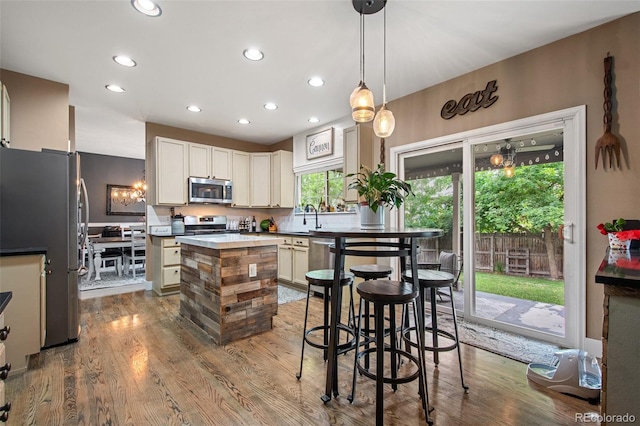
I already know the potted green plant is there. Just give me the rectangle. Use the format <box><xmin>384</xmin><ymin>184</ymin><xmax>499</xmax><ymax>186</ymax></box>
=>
<box><xmin>347</xmin><ymin>164</ymin><xmax>414</xmax><ymax>229</ymax></box>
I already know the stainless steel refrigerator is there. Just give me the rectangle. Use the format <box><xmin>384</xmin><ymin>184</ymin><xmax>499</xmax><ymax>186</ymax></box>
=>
<box><xmin>0</xmin><ymin>147</ymin><xmax>88</xmax><ymax>348</ymax></box>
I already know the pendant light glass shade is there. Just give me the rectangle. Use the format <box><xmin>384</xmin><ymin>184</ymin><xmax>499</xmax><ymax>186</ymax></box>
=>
<box><xmin>351</xmin><ymin>83</ymin><xmax>375</xmax><ymax>122</ymax></box>
<box><xmin>373</xmin><ymin>105</ymin><xmax>395</xmax><ymax>137</ymax></box>
<box><xmin>490</xmin><ymin>153</ymin><xmax>503</xmax><ymax>166</ymax></box>
<box><xmin>350</xmin><ymin>81</ymin><xmax>363</xmax><ymax>108</ymax></box>
<box><xmin>503</xmin><ymin>165</ymin><xmax>515</xmax><ymax>178</ymax></box>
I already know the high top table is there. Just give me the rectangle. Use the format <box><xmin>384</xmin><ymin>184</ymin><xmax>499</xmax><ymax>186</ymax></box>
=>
<box><xmin>309</xmin><ymin>227</ymin><xmax>443</xmax><ymax>403</ymax></box>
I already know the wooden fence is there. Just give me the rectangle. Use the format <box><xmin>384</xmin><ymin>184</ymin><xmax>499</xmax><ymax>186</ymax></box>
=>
<box><xmin>416</xmin><ymin>232</ymin><xmax>563</xmax><ymax>278</ymax></box>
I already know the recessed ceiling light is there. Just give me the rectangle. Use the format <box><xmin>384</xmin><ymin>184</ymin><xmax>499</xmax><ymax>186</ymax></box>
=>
<box><xmin>308</xmin><ymin>117</ymin><xmax>320</xmax><ymax>123</ymax></box>
<box><xmin>131</xmin><ymin>0</ymin><xmax>162</xmax><ymax>17</ymax></box>
<box><xmin>238</xmin><ymin>118</ymin><xmax>250</xmax><ymax>125</ymax></box>
<box><xmin>186</xmin><ymin>105</ymin><xmax>201</xmax><ymax>112</ymax></box>
<box><xmin>264</xmin><ymin>103</ymin><xmax>278</xmax><ymax>110</ymax></box>
<box><xmin>243</xmin><ymin>48</ymin><xmax>264</xmax><ymax>61</ymax></box>
<box><xmin>308</xmin><ymin>77</ymin><xmax>324</xmax><ymax>87</ymax></box>
<box><xmin>113</xmin><ymin>55</ymin><xmax>137</xmax><ymax>67</ymax></box>
<box><xmin>105</xmin><ymin>84</ymin><xmax>125</xmax><ymax>93</ymax></box>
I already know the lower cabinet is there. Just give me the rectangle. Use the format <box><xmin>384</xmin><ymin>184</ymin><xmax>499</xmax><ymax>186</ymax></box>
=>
<box><xmin>0</xmin><ymin>254</ymin><xmax>44</xmax><ymax>375</ymax></box>
<box><xmin>151</xmin><ymin>237</ymin><xmax>181</xmax><ymax>296</ymax></box>
<box><xmin>277</xmin><ymin>236</ymin><xmax>309</xmax><ymax>288</ymax></box>
<box><xmin>0</xmin><ymin>303</ymin><xmax>11</xmax><ymax>423</ymax></box>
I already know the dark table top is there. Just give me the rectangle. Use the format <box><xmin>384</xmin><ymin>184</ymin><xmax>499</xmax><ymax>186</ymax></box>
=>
<box><xmin>0</xmin><ymin>247</ymin><xmax>47</xmax><ymax>257</ymax></box>
<box><xmin>0</xmin><ymin>291</ymin><xmax>12</xmax><ymax>315</ymax></box>
<box><xmin>595</xmin><ymin>248</ymin><xmax>640</xmax><ymax>287</ymax></box>
<box><xmin>309</xmin><ymin>227</ymin><xmax>443</xmax><ymax>238</ymax></box>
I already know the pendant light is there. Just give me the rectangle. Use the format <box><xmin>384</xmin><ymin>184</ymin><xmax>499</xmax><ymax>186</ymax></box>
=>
<box><xmin>373</xmin><ymin>5</ymin><xmax>395</xmax><ymax>138</ymax></box>
<box><xmin>351</xmin><ymin>9</ymin><xmax>375</xmax><ymax>122</ymax></box>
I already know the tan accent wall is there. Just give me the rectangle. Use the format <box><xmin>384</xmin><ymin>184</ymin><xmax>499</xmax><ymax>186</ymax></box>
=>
<box><xmin>269</xmin><ymin>137</ymin><xmax>293</xmax><ymax>152</ymax></box>
<box><xmin>146</xmin><ymin>122</ymin><xmax>271</xmax><ymax>152</ymax></box>
<box><xmin>0</xmin><ymin>69</ymin><xmax>69</xmax><ymax>151</ymax></box>
<box><xmin>68</xmin><ymin>105</ymin><xmax>76</xmax><ymax>151</ymax></box>
<box><xmin>380</xmin><ymin>13</ymin><xmax>640</xmax><ymax>339</ymax></box>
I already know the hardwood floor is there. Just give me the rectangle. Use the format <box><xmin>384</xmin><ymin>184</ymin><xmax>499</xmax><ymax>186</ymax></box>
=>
<box><xmin>6</xmin><ymin>290</ymin><xmax>599</xmax><ymax>425</ymax></box>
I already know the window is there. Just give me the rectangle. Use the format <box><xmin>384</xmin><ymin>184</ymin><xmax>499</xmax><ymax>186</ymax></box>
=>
<box><xmin>297</xmin><ymin>167</ymin><xmax>350</xmax><ymax>212</ymax></box>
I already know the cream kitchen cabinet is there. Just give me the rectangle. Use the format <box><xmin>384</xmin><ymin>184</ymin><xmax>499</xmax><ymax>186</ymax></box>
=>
<box><xmin>151</xmin><ymin>237</ymin><xmax>181</xmax><ymax>296</ymax></box>
<box><xmin>231</xmin><ymin>150</ymin><xmax>250</xmax><ymax>207</ymax></box>
<box><xmin>0</xmin><ymin>254</ymin><xmax>45</xmax><ymax>375</ymax></box>
<box><xmin>277</xmin><ymin>236</ymin><xmax>309</xmax><ymax>287</ymax></box>
<box><xmin>189</xmin><ymin>144</ymin><xmax>232</xmax><ymax>180</ymax></box>
<box><xmin>250</xmin><ymin>153</ymin><xmax>272</xmax><ymax>207</ymax></box>
<box><xmin>271</xmin><ymin>150</ymin><xmax>294</xmax><ymax>208</ymax></box>
<box><xmin>343</xmin><ymin>124</ymin><xmax>373</xmax><ymax>202</ymax></box>
<box><xmin>277</xmin><ymin>236</ymin><xmax>294</xmax><ymax>282</ymax></box>
<box><xmin>148</xmin><ymin>137</ymin><xmax>189</xmax><ymax>206</ymax></box>
<box><xmin>212</xmin><ymin>147</ymin><xmax>232</xmax><ymax>180</ymax></box>
<box><xmin>0</xmin><ymin>83</ymin><xmax>9</xmax><ymax>147</ymax></box>
<box><xmin>188</xmin><ymin>143</ymin><xmax>211</xmax><ymax>178</ymax></box>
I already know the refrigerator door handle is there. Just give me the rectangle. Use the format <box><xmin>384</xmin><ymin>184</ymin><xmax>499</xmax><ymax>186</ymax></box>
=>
<box><xmin>78</xmin><ymin>178</ymin><xmax>90</xmax><ymax>275</ymax></box>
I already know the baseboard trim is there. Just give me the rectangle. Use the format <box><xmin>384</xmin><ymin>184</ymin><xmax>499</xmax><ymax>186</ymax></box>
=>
<box><xmin>583</xmin><ymin>337</ymin><xmax>602</xmax><ymax>358</ymax></box>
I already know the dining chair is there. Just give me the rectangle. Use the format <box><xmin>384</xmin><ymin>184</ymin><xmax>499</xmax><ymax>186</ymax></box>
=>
<box><xmin>97</xmin><ymin>226</ymin><xmax>124</xmax><ymax>277</ymax></box>
<box><xmin>123</xmin><ymin>225</ymin><xmax>146</xmax><ymax>278</ymax></box>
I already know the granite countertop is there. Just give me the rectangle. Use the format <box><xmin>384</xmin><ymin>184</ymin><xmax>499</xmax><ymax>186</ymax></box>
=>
<box><xmin>595</xmin><ymin>248</ymin><xmax>640</xmax><ymax>287</ymax></box>
<box><xmin>0</xmin><ymin>247</ymin><xmax>47</xmax><ymax>257</ymax></box>
<box><xmin>0</xmin><ymin>291</ymin><xmax>12</xmax><ymax>315</ymax></box>
<box><xmin>176</xmin><ymin>234</ymin><xmax>286</xmax><ymax>250</ymax></box>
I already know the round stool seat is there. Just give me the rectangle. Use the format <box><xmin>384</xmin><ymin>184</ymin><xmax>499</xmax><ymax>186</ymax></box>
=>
<box><xmin>350</xmin><ymin>264</ymin><xmax>393</xmax><ymax>280</ymax></box>
<box><xmin>403</xmin><ymin>269</ymin><xmax>454</xmax><ymax>288</ymax></box>
<box><xmin>357</xmin><ymin>279</ymin><xmax>418</xmax><ymax>304</ymax></box>
<box><xmin>305</xmin><ymin>269</ymin><xmax>354</xmax><ymax>287</ymax></box>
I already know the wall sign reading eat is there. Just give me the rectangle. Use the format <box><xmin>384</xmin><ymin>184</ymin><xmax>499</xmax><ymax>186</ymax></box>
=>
<box><xmin>440</xmin><ymin>80</ymin><xmax>499</xmax><ymax>120</ymax></box>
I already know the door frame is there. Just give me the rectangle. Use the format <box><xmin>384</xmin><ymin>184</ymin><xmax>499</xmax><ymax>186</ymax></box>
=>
<box><xmin>390</xmin><ymin>105</ymin><xmax>586</xmax><ymax>349</ymax></box>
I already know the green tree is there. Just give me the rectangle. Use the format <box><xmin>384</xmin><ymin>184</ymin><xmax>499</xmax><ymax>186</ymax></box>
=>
<box><xmin>474</xmin><ymin>162</ymin><xmax>564</xmax><ymax>278</ymax></box>
<box><xmin>405</xmin><ymin>175</ymin><xmax>455</xmax><ymax>233</ymax></box>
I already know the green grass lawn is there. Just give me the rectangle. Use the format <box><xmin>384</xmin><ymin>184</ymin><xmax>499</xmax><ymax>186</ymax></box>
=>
<box><xmin>463</xmin><ymin>272</ymin><xmax>564</xmax><ymax>305</ymax></box>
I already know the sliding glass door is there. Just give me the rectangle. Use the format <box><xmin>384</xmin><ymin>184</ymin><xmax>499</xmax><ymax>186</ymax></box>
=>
<box><xmin>395</xmin><ymin>107</ymin><xmax>585</xmax><ymax>348</ymax></box>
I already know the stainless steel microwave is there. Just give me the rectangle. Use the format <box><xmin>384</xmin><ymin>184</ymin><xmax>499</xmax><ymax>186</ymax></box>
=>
<box><xmin>188</xmin><ymin>177</ymin><xmax>233</xmax><ymax>204</ymax></box>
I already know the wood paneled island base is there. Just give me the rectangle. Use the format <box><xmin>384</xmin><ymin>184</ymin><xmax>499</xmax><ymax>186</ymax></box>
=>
<box><xmin>179</xmin><ymin>243</ymin><xmax>278</xmax><ymax>345</ymax></box>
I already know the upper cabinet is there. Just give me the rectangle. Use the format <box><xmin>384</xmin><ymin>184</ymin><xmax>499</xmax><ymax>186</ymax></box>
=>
<box><xmin>271</xmin><ymin>150</ymin><xmax>294</xmax><ymax>208</ymax></box>
<box><xmin>149</xmin><ymin>137</ymin><xmax>188</xmax><ymax>206</ymax></box>
<box><xmin>343</xmin><ymin>125</ymin><xmax>373</xmax><ymax>202</ymax></box>
<box><xmin>1</xmin><ymin>83</ymin><xmax>10</xmax><ymax>146</ymax></box>
<box><xmin>188</xmin><ymin>144</ymin><xmax>233</xmax><ymax>180</ymax></box>
<box><xmin>250</xmin><ymin>153</ymin><xmax>271</xmax><ymax>207</ymax></box>
<box><xmin>212</xmin><ymin>147</ymin><xmax>232</xmax><ymax>180</ymax></box>
<box><xmin>148</xmin><ymin>136</ymin><xmax>293</xmax><ymax>208</ymax></box>
<box><xmin>231</xmin><ymin>150</ymin><xmax>250</xmax><ymax>207</ymax></box>
<box><xmin>188</xmin><ymin>143</ymin><xmax>211</xmax><ymax>178</ymax></box>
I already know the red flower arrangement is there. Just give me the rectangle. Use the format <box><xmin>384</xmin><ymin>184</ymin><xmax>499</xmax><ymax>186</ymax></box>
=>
<box><xmin>597</xmin><ymin>218</ymin><xmax>625</xmax><ymax>235</ymax></box>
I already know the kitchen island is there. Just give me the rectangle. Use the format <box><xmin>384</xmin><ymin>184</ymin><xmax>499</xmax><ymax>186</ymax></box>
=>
<box><xmin>175</xmin><ymin>234</ymin><xmax>285</xmax><ymax>345</ymax></box>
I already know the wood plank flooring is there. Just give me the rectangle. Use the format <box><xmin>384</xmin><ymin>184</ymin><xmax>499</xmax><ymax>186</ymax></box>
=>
<box><xmin>6</xmin><ymin>290</ymin><xmax>599</xmax><ymax>425</ymax></box>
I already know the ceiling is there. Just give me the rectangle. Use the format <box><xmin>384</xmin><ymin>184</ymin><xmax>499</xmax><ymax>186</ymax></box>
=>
<box><xmin>2</xmin><ymin>1</ymin><xmax>639</xmax><ymax>160</ymax></box>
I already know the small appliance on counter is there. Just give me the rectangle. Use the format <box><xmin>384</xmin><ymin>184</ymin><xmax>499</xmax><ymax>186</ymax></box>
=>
<box><xmin>526</xmin><ymin>349</ymin><xmax>601</xmax><ymax>400</ymax></box>
<box><xmin>171</xmin><ymin>214</ymin><xmax>185</xmax><ymax>235</ymax></box>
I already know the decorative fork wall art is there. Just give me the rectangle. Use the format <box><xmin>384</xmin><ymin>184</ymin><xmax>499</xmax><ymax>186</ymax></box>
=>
<box><xmin>595</xmin><ymin>54</ymin><xmax>622</xmax><ymax>169</ymax></box>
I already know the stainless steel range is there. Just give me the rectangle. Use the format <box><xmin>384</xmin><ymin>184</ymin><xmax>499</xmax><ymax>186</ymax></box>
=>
<box><xmin>184</xmin><ymin>215</ymin><xmax>238</xmax><ymax>235</ymax></box>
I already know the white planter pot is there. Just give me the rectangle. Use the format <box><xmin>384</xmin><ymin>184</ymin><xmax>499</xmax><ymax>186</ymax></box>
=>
<box><xmin>359</xmin><ymin>203</ymin><xmax>385</xmax><ymax>230</ymax></box>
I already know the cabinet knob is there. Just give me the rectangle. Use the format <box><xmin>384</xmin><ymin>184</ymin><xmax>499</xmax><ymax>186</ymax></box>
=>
<box><xmin>0</xmin><ymin>326</ymin><xmax>9</xmax><ymax>341</ymax></box>
<box><xmin>0</xmin><ymin>401</ymin><xmax>10</xmax><ymax>422</ymax></box>
<box><xmin>0</xmin><ymin>363</ymin><xmax>11</xmax><ymax>380</ymax></box>
<box><xmin>174</xmin><ymin>270</ymin><xmax>179</xmax><ymax>274</ymax></box>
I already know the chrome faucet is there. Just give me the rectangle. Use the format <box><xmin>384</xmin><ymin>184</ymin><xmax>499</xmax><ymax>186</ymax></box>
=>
<box><xmin>302</xmin><ymin>204</ymin><xmax>322</xmax><ymax>229</ymax></box>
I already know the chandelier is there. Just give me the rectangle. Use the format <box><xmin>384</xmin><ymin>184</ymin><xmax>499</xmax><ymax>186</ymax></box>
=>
<box><xmin>110</xmin><ymin>173</ymin><xmax>146</xmax><ymax>206</ymax></box>
<box><xmin>490</xmin><ymin>145</ymin><xmax>516</xmax><ymax>178</ymax></box>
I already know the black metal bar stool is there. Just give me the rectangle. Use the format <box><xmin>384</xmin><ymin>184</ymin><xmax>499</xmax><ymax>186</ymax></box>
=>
<box><xmin>296</xmin><ymin>269</ymin><xmax>356</xmax><ymax>380</ymax></box>
<box><xmin>349</xmin><ymin>264</ymin><xmax>393</xmax><ymax>369</ymax></box>
<box><xmin>348</xmin><ymin>279</ymin><xmax>432</xmax><ymax>426</ymax></box>
<box><xmin>402</xmin><ymin>264</ymin><xmax>468</xmax><ymax>392</ymax></box>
